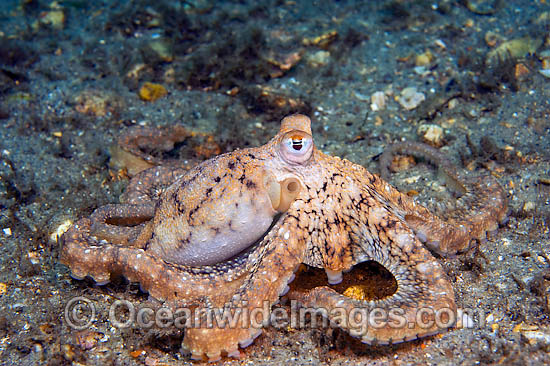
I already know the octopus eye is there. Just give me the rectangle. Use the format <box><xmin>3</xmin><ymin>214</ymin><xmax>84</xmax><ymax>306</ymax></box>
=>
<box><xmin>280</xmin><ymin>131</ymin><xmax>313</xmax><ymax>164</ymax></box>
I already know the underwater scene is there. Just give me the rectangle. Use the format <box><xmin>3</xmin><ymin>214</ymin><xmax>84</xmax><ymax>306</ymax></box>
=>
<box><xmin>0</xmin><ymin>0</ymin><xmax>549</xmax><ymax>364</ymax></box>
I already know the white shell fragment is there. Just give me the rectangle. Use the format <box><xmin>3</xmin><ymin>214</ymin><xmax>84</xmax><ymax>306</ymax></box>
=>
<box><xmin>398</xmin><ymin>87</ymin><xmax>425</xmax><ymax>110</ymax></box>
<box><xmin>370</xmin><ymin>91</ymin><xmax>387</xmax><ymax>111</ymax></box>
<box><xmin>417</xmin><ymin>124</ymin><xmax>444</xmax><ymax>146</ymax></box>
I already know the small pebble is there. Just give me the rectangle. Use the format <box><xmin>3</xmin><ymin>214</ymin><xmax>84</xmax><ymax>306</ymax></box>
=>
<box><xmin>447</xmin><ymin>99</ymin><xmax>458</xmax><ymax>109</ymax></box>
<box><xmin>130</xmin><ymin>349</ymin><xmax>146</xmax><ymax>358</ymax></box>
<box><xmin>523</xmin><ymin>330</ymin><xmax>550</xmax><ymax>345</ymax></box>
<box><xmin>139</xmin><ymin>82</ymin><xmax>168</xmax><ymax>102</ymax></box>
<box><xmin>417</xmin><ymin>124</ymin><xmax>444</xmax><ymax>146</ymax></box>
<box><xmin>514</xmin><ymin>63</ymin><xmax>530</xmax><ymax>80</ymax></box>
<box><xmin>523</xmin><ymin>201</ymin><xmax>536</xmax><ymax>213</ymax></box>
<box><xmin>415</xmin><ymin>50</ymin><xmax>433</xmax><ymax>67</ymax></box>
<box><xmin>390</xmin><ymin>155</ymin><xmax>415</xmax><ymax>172</ymax></box>
<box><xmin>398</xmin><ymin>87</ymin><xmax>425</xmax><ymax>110</ymax></box>
<box><xmin>370</xmin><ymin>91</ymin><xmax>387</xmax><ymax>111</ymax></box>
<box><xmin>147</xmin><ymin>39</ymin><xmax>174</xmax><ymax>62</ymax></box>
<box><xmin>38</xmin><ymin>4</ymin><xmax>65</xmax><ymax>30</ymax></box>
<box><xmin>434</xmin><ymin>39</ymin><xmax>446</xmax><ymax>49</ymax></box>
<box><xmin>306</xmin><ymin>50</ymin><xmax>330</xmax><ymax>68</ymax></box>
<box><xmin>484</xmin><ymin>31</ymin><xmax>500</xmax><ymax>47</ymax></box>
<box><xmin>50</xmin><ymin>219</ymin><xmax>73</xmax><ymax>243</ymax></box>
<box><xmin>28</xmin><ymin>251</ymin><xmax>40</xmax><ymax>265</ymax></box>
<box><xmin>74</xmin><ymin>90</ymin><xmax>121</xmax><ymax>117</ymax></box>
<box><xmin>404</xmin><ymin>175</ymin><xmax>421</xmax><ymax>184</ymax></box>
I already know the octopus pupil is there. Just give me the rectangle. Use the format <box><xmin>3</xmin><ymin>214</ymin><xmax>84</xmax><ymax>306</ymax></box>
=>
<box><xmin>292</xmin><ymin>139</ymin><xmax>303</xmax><ymax>150</ymax></box>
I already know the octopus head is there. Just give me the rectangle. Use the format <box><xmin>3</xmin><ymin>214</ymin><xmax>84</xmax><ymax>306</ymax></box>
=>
<box><xmin>265</xmin><ymin>114</ymin><xmax>314</xmax><ymax>212</ymax></box>
<box><xmin>278</xmin><ymin>114</ymin><xmax>314</xmax><ymax>165</ymax></box>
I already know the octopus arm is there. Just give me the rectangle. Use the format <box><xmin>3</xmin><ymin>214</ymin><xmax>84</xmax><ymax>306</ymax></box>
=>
<box><xmin>60</xmin><ymin>210</ymin><xmax>306</xmax><ymax>361</ymax></box>
<box><xmin>183</xmin><ymin>215</ymin><xmax>306</xmax><ymax>361</ymax></box>
<box><xmin>120</xmin><ymin>166</ymin><xmax>188</xmax><ymax>204</ymax></box>
<box><xmin>290</xmin><ymin>206</ymin><xmax>456</xmax><ymax>344</ymax></box>
<box><xmin>377</xmin><ymin>141</ymin><xmax>508</xmax><ymax>255</ymax></box>
<box><xmin>88</xmin><ymin>203</ymin><xmax>155</xmax><ymax>247</ymax></box>
<box><xmin>61</xmin><ymin>215</ymin><xmax>260</xmax><ymax>303</ymax></box>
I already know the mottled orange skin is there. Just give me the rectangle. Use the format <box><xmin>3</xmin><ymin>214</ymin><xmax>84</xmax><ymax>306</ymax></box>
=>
<box><xmin>60</xmin><ymin>115</ymin><xmax>507</xmax><ymax>361</ymax></box>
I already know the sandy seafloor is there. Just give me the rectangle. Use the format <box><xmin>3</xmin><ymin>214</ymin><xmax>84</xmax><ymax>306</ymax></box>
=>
<box><xmin>0</xmin><ymin>0</ymin><xmax>550</xmax><ymax>365</ymax></box>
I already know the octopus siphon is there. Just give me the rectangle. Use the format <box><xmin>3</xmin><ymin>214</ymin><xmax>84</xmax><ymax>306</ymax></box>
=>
<box><xmin>60</xmin><ymin>114</ymin><xmax>508</xmax><ymax>361</ymax></box>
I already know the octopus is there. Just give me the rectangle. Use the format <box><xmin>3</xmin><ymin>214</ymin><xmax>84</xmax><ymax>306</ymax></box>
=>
<box><xmin>60</xmin><ymin>114</ymin><xmax>508</xmax><ymax>361</ymax></box>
